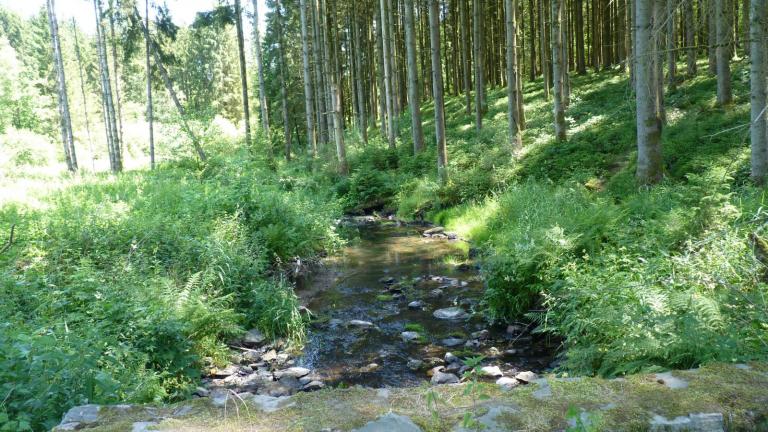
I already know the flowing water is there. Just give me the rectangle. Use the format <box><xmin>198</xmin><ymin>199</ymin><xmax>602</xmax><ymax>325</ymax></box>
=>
<box><xmin>295</xmin><ymin>220</ymin><xmax>556</xmax><ymax>387</ymax></box>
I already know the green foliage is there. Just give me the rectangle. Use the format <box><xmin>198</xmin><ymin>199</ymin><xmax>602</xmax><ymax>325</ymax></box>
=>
<box><xmin>0</xmin><ymin>149</ymin><xmax>341</xmax><ymax>429</ymax></box>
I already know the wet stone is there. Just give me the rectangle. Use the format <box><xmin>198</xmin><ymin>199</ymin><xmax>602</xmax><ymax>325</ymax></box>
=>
<box><xmin>401</xmin><ymin>331</ymin><xmax>421</xmax><ymax>342</ymax></box>
<box><xmin>431</xmin><ymin>370</ymin><xmax>460</xmax><ymax>384</ymax></box>
<box><xmin>433</xmin><ymin>307</ymin><xmax>470</xmax><ymax>320</ymax></box>
<box><xmin>515</xmin><ymin>371</ymin><xmax>538</xmax><ymax>383</ymax></box>
<box><xmin>408</xmin><ymin>300</ymin><xmax>425</xmax><ymax>310</ymax></box>
<box><xmin>407</xmin><ymin>358</ymin><xmax>424</xmax><ymax>370</ymax></box>
<box><xmin>441</xmin><ymin>337</ymin><xmax>466</xmax><ymax>347</ymax></box>
<box><xmin>480</xmin><ymin>366</ymin><xmax>503</xmax><ymax>378</ymax></box>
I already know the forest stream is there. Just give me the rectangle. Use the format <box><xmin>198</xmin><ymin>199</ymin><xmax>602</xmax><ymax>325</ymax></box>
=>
<box><xmin>292</xmin><ymin>219</ymin><xmax>557</xmax><ymax>387</ymax></box>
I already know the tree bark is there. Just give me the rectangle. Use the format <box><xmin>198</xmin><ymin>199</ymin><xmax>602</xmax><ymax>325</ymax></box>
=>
<box><xmin>684</xmin><ymin>0</ymin><xmax>697</xmax><ymax>76</ymax></box>
<box><xmin>380</xmin><ymin>0</ymin><xmax>397</xmax><ymax>149</ymax></box>
<box><xmin>47</xmin><ymin>0</ymin><xmax>77</xmax><ymax>172</ymax></box>
<box><xmin>323</xmin><ymin>0</ymin><xmax>348</xmax><ymax>173</ymax></box>
<box><xmin>107</xmin><ymin>2</ymin><xmax>124</xmax><ymax>157</ymax></box>
<box><xmin>666</xmin><ymin>0</ymin><xmax>677</xmax><ymax>89</ymax></box>
<box><xmin>276</xmin><ymin>0</ymin><xmax>292</xmax><ymax>160</ymax></box>
<box><xmin>352</xmin><ymin>8</ymin><xmax>368</xmax><ymax>144</ymax></box>
<box><xmin>404</xmin><ymin>0</ymin><xmax>425</xmax><ymax>153</ymax></box>
<box><xmin>142</xmin><ymin>0</ymin><xmax>154</xmax><ymax>169</ymax></box>
<box><xmin>540</xmin><ymin>0</ymin><xmax>551</xmax><ymax>97</ymax></box>
<box><xmin>72</xmin><ymin>18</ymin><xmax>94</xmax><ymax>170</ymax></box>
<box><xmin>252</xmin><ymin>0</ymin><xmax>270</xmax><ymax>141</ymax></box>
<box><xmin>94</xmin><ymin>0</ymin><xmax>121</xmax><ymax>172</ymax></box>
<box><xmin>636</xmin><ymin>0</ymin><xmax>663</xmax><ymax>183</ymax></box>
<box><xmin>459</xmin><ymin>0</ymin><xmax>472</xmax><ymax>114</ymax></box>
<box><xmin>551</xmin><ymin>0</ymin><xmax>567</xmax><ymax>141</ymax></box>
<box><xmin>233</xmin><ymin>0</ymin><xmax>251</xmax><ymax>146</ymax></box>
<box><xmin>506</xmin><ymin>0</ymin><xmax>523</xmax><ymax>152</ymax></box>
<box><xmin>750</xmin><ymin>0</ymin><xmax>768</xmax><ymax>182</ymax></box>
<box><xmin>299</xmin><ymin>0</ymin><xmax>317</xmax><ymax>156</ymax></box>
<box><xmin>473</xmin><ymin>0</ymin><xmax>485</xmax><ymax>129</ymax></box>
<box><xmin>715</xmin><ymin>0</ymin><xmax>733</xmax><ymax>104</ymax></box>
<box><xmin>429</xmin><ymin>0</ymin><xmax>448</xmax><ymax>184</ymax></box>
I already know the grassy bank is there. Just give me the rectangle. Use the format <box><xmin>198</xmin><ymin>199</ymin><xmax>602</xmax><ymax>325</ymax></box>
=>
<box><xmin>0</xmin><ymin>149</ymin><xmax>342</xmax><ymax>431</ymax></box>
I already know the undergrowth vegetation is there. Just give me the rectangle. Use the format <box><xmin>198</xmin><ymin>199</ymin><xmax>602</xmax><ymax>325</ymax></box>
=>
<box><xmin>330</xmin><ymin>60</ymin><xmax>767</xmax><ymax>377</ymax></box>
<box><xmin>0</xmin><ymin>149</ymin><xmax>342</xmax><ymax>430</ymax></box>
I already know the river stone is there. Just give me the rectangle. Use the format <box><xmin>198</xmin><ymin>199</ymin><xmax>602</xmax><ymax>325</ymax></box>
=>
<box><xmin>60</xmin><ymin>404</ymin><xmax>101</xmax><ymax>425</ymax></box>
<box><xmin>132</xmin><ymin>421</ymin><xmax>158</xmax><ymax>432</ymax></box>
<box><xmin>441</xmin><ymin>337</ymin><xmax>466</xmax><ymax>347</ymax></box>
<box><xmin>274</xmin><ymin>366</ymin><xmax>311</xmax><ymax>379</ymax></box>
<box><xmin>649</xmin><ymin>413</ymin><xmax>724</xmax><ymax>432</ymax></box>
<box><xmin>302</xmin><ymin>380</ymin><xmax>325</xmax><ymax>391</ymax></box>
<box><xmin>655</xmin><ymin>372</ymin><xmax>689</xmax><ymax>389</ymax></box>
<box><xmin>514</xmin><ymin>371</ymin><xmax>538</xmax><ymax>383</ymax></box>
<box><xmin>352</xmin><ymin>413</ymin><xmax>422</xmax><ymax>432</ymax></box>
<box><xmin>432</xmin><ymin>370</ymin><xmax>460</xmax><ymax>384</ymax></box>
<box><xmin>429</xmin><ymin>289</ymin><xmax>445</xmax><ymax>298</ymax></box>
<box><xmin>424</xmin><ymin>226</ymin><xmax>445</xmax><ymax>235</ymax></box>
<box><xmin>480</xmin><ymin>366</ymin><xmax>503</xmax><ymax>378</ymax></box>
<box><xmin>349</xmin><ymin>319</ymin><xmax>375</xmax><ymax>328</ymax></box>
<box><xmin>471</xmin><ymin>329</ymin><xmax>490</xmax><ymax>340</ymax></box>
<box><xmin>496</xmin><ymin>377</ymin><xmax>519</xmax><ymax>390</ymax></box>
<box><xmin>401</xmin><ymin>331</ymin><xmax>421</xmax><ymax>342</ymax></box>
<box><xmin>251</xmin><ymin>394</ymin><xmax>296</xmax><ymax>413</ymax></box>
<box><xmin>407</xmin><ymin>358</ymin><xmax>424</xmax><ymax>370</ymax></box>
<box><xmin>408</xmin><ymin>300</ymin><xmax>425</xmax><ymax>310</ymax></box>
<box><xmin>262</xmin><ymin>349</ymin><xmax>278</xmax><ymax>362</ymax></box>
<box><xmin>242</xmin><ymin>329</ymin><xmax>266</xmax><ymax>346</ymax></box>
<box><xmin>445</xmin><ymin>352</ymin><xmax>459</xmax><ymax>364</ymax></box>
<box><xmin>433</xmin><ymin>307</ymin><xmax>469</xmax><ymax>320</ymax></box>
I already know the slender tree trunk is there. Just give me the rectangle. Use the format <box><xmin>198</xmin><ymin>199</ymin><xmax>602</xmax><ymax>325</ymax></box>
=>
<box><xmin>708</xmin><ymin>0</ymin><xmax>717</xmax><ymax>73</ymax></box>
<box><xmin>750</xmin><ymin>0</ymin><xmax>767</xmax><ymax>182</ymax></box>
<box><xmin>741</xmin><ymin>0</ymin><xmax>749</xmax><ymax>57</ymax></box>
<box><xmin>380</xmin><ymin>0</ymin><xmax>397</xmax><ymax>149</ymax></box>
<box><xmin>108</xmin><ymin>1</ymin><xmax>124</xmax><ymax>158</ymax></box>
<box><xmin>430</xmin><ymin>0</ymin><xmax>448</xmax><ymax>184</ymax></box>
<box><xmin>276</xmin><ymin>0</ymin><xmax>292</xmax><ymax>160</ymax></box>
<box><xmin>311</xmin><ymin>0</ymin><xmax>327</xmax><ymax>145</ymax></box>
<box><xmin>636</xmin><ymin>0</ymin><xmax>663</xmax><ymax>183</ymax></box>
<box><xmin>473</xmin><ymin>0</ymin><xmax>485</xmax><ymax>129</ymax></box>
<box><xmin>233</xmin><ymin>0</ymin><xmax>252</xmax><ymax>146</ymax></box>
<box><xmin>551</xmin><ymin>0</ymin><xmax>567</xmax><ymax>141</ymax></box>
<box><xmin>352</xmin><ymin>9</ymin><xmax>368</xmax><ymax>144</ymax></box>
<box><xmin>134</xmin><ymin>5</ymin><xmax>205</xmax><ymax>162</ymax></box>
<box><xmin>404</xmin><ymin>0</ymin><xmax>425</xmax><ymax>153</ymax></box>
<box><xmin>653</xmin><ymin>0</ymin><xmax>666</xmax><ymax>122</ymax></box>
<box><xmin>460</xmin><ymin>0</ymin><xmax>472</xmax><ymax>114</ymax></box>
<box><xmin>666</xmin><ymin>0</ymin><xmax>677</xmax><ymax>89</ymax></box>
<box><xmin>94</xmin><ymin>0</ymin><xmax>121</xmax><ymax>172</ymax></box>
<box><xmin>715</xmin><ymin>0</ymin><xmax>733</xmax><ymax>104</ymax></box>
<box><xmin>72</xmin><ymin>18</ymin><xmax>94</xmax><ymax>170</ymax></box>
<box><xmin>322</xmin><ymin>0</ymin><xmax>348</xmax><ymax>174</ymax></box>
<box><xmin>506</xmin><ymin>0</ymin><xmax>523</xmax><ymax>152</ymax></box>
<box><xmin>575</xmin><ymin>0</ymin><xmax>586</xmax><ymax>74</ymax></box>
<box><xmin>375</xmin><ymin>4</ymin><xmax>387</xmax><ymax>131</ymax></box>
<box><xmin>540</xmin><ymin>0</ymin><xmax>551</xmax><ymax>97</ymax></box>
<box><xmin>299</xmin><ymin>0</ymin><xmax>317</xmax><ymax>156</ymax></box>
<box><xmin>252</xmin><ymin>0</ymin><xmax>270</xmax><ymax>141</ymax></box>
<box><xmin>685</xmin><ymin>0</ymin><xmax>697</xmax><ymax>76</ymax></box>
<box><xmin>143</xmin><ymin>0</ymin><xmax>154</xmax><ymax>169</ymax></box>
<box><xmin>47</xmin><ymin>0</ymin><xmax>77</xmax><ymax>172</ymax></box>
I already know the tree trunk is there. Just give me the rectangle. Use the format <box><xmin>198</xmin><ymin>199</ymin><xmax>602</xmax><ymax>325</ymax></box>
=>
<box><xmin>142</xmin><ymin>0</ymin><xmax>154</xmax><ymax>169</ymax></box>
<box><xmin>352</xmin><ymin>9</ymin><xmax>368</xmax><ymax>144</ymax></box>
<box><xmin>276</xmin><ymin>0</ymin><xmax>292</xmax><ymax>160</ymax></box>
<box><xmin>107</xmin><ymin>2</ymin><xmax>124</xmax><ymax>157</ymax></box>
<box><xmin>252</xmin><ymin>0</ymin><xmax>270</xmax><ymax>141</ymax></box>
<box><xmin>404</xmin><ymin>0</ymin><xmax>425</xmax><ymax>153</ymax></box>
<box><xmin>540</xmin><ymin>0</ymin><xmax>551</xmax><ymax>97</ymax></box>
<box><xmin>575</xmin><ymin>0</ymin><xmax>586</xmax><ymax>74</ymax></box>
<box><xmin>473</xmin><ymin>0</ymin><xmax>485</xmax><ymax>129</ymax></box>
<box><xmin>708</xmin><ymin>0</ymin><xmax>717</xmax><ymax>73</ymax></box>
<box><xmin>233</xmin><ymin>0</ymin><xmax>251</xmax><ymax>146</ymax></box>
<box><xmin>460</xmin><ymin>0</ymin><xmax>472</xmax><ymax>114</ymax></box>
<box><xmin>715</xmin><ymin>0</ymin><xmax>733</xmax><ymax>104</ymax></box>
<box><xmin>551</xmin><ymin>0</ymin><xmax>567</xmax><ymax>141</ymax></box>
<box><xmin>299</xmin><ymin>0</ymin><xmax>317</xmax><ymax>156</ymax></box>
<box><xmin>684</xmin><ymin>0</ymin><xmax>697</xmax><ymax>76</ymax></box>
<box><xmin>430</xmin><ymin>0</ymin><xmax>448</xmax><ymax>184</ymax></box>
<box><xmin>505</xmin><ymin>0</ymin><xmax>523</xmax><ymax>152</ymax></box>
<box><xmin>636</xmin><ymin>0</ymin><xmax>663</xmax><ymax>183</ymax></box>
<box><xmin>750</xmin><ymin>0</ymin><xmax>768</xmax><ymax>182</ymax></box>
<box><xmin>666</xmin><ymin>0</ymin><xmax>677</xmax><ymax>89</ymax></box>
<box><xmin>311</xmin><ymin>0</ymin><xmax>327</xmax><ymax>145</ymax></box>
<box><xmin>323</xmin><ymin>0</ymin><xmax>348</xmax><ymax>174</ymax></box>
<box><xmin>72</xmin><ymin>19</ymin><xmax>94</xmax><ymax>170</ymax></box>
<box><xmin>47</xmin><ymin>0</ymin><xmax>77</xmax><ymax>172</ymax></box>
<box><xmin>374</xmin><ymin>3</ymin><xmax>387</xmax><ymax>131</ymax></box>
<box><xmin>380</xmin><ymin>0</ymin><xmax>396</xmax><ymax>149</ymax></box>
<box><xmin>94</xmin><ymin>0</ymin><xmax>121</xmax><ymax>172</ymax></box>
<box><xmin>134</xmin><ymin>5</ymin><xmax>206</xmax><ymax>162</ymax></box>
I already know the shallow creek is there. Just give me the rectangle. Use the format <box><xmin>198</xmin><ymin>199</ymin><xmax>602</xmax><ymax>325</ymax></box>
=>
<box><xmin>294</xmin><ymin>220</ymin><xmax>556</xmax><ymax>387</ymax></box>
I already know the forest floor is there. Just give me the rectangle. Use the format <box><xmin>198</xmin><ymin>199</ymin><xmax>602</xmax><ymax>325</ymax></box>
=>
<box><xmin>55</xmin><ymin>362</ymin><xmax>768</xmax><ymax>431</ymax></box>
